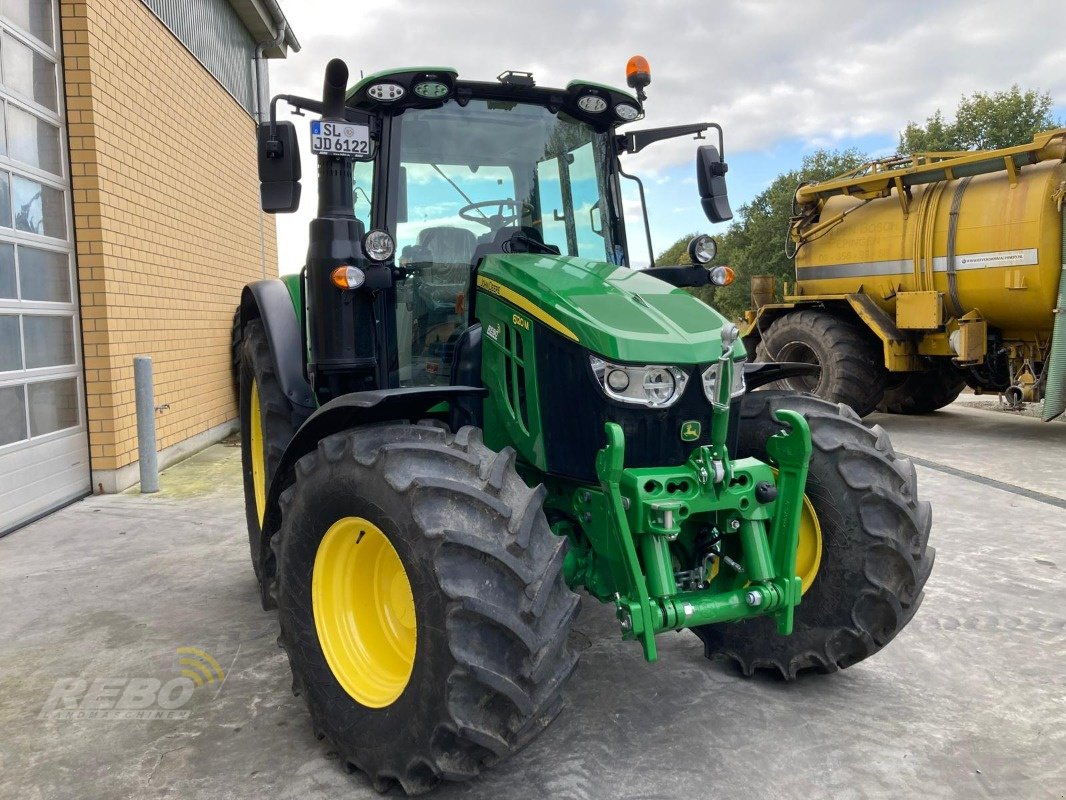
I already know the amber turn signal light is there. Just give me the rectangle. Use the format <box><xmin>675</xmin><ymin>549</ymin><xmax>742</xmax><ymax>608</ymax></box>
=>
<box><xmin>709</xmin><ymin>265</ymin><xmax>735</xmax><ymax>286</ymax></box>
<box><xmin>331</xmin><ymin>265</ymin><xmax>366</xmax><ymax>290</ymax></box>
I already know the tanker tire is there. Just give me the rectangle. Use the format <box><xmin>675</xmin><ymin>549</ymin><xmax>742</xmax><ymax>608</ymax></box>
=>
<box><xmin>692</xmin><ymin>390</ymin><xmax>934</xmax><ymax>679</ymax></box>
<box><xmin>878</xmin><ymin>361</ymin><xmax>966</xmax><ymax>415</ymax></box>
<box><xmin>240</xmin><ymin>319</ymin><xmax>298</xmax><ymax>599</ymax></box>
<box><xmin>757</xmin><ymin>310</ymin><xmax>887</xmax><ymax>416</ymax></box>
<box><xmin>273</xmin><ymin>421</ymin><xmax>580</xmax><ymax>795</ymax></box>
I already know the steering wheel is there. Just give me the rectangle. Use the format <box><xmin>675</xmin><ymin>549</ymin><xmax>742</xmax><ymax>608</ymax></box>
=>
<box><xmin>458</xmin><ymin>199</ymin><xmax>534</xmax><ymax>230</ymax></box>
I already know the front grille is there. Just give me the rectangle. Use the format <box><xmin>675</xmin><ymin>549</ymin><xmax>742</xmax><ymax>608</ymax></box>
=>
<box><xmin>534</xmin><ymin>328</ymin><xmax>740</xmax><ymax>483</ymax></box>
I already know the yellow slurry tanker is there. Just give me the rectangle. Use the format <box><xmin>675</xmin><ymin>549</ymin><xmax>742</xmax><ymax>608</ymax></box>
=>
<box><xmin>744</xmin><ymin>129</ymin><xmax>1066</xmax><ymax>421</ymax></box>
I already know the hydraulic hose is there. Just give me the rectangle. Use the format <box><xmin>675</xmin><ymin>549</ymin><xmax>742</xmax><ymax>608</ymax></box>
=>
<box><xmin>1043</xmin><ymin>200</ymin><xmax>1066</xmax><ymax>421</ymax></box>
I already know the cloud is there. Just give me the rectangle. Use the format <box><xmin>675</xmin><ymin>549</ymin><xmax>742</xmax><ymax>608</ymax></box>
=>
<box><xmin>270</xmin><ymin>0</ymin><xmax>1065</xmax><ymax>270</ymax></box>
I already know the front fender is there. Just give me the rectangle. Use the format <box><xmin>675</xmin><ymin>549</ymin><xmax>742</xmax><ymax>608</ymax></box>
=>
<box><xmin>240</xmin><ymin>280</ymin><xmax>315</xmax><ymax>409</ymax></box>
<box><xmin>255</xmin><ymin>385</ymin><xmax>488</xmax><ymax>605</ymax></box>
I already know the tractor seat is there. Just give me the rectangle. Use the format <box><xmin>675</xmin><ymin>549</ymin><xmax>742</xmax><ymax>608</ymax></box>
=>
<box><xmin>417</xmin><ymin>226</ymin><xmax>477</xmax><ymax>266</ymax></box>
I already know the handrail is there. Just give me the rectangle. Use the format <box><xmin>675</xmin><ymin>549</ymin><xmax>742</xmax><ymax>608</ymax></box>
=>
<box><xmin>789</xmin><ymin>129</ymin><xmax>1066</xmax><ymax>249</ymax></box>
<box><xmin>795</xmin><ymin>128</ymin><xmax>1066</xmax><ymax>208</ymax></box>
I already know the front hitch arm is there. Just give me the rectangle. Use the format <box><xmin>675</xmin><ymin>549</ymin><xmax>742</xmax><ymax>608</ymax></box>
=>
<box><xmin>763</xmin><ymin>409</ymin><xmax>812</xmax><ymax>635</ymax></box>
<box><xmin>595</xmin><ymin>425</ymin><xmax>659</xmax><ymax>662</ymax></box>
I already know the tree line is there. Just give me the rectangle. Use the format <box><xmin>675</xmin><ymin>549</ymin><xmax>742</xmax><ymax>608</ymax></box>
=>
<box><xmin>655</xmin><ymin>86</ymin><xmax>1059</xmax><ymax>319</ymax></box>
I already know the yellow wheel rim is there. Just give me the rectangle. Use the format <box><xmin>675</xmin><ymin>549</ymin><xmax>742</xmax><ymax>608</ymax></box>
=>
<box><xmin>312</xmin><ymin>517</ymin><xmax>417</xmax><ymax>708</ymax></box>
<box><xmin>796</xmin><ymin>492</ymin><xmax>823</xmax><ymax>594</ymax></box>
<box><xmin>249</xmin><ymin>379</ymin><xmax>267</xmax><ymax>527</ymax></box>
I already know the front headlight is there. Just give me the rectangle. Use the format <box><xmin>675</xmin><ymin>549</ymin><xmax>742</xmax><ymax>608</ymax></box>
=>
<box><xmin>363</xmin><ymin>229</ymin><xmax>395</xmax><ymax>262</ymax></box>
<box><xmin>701</xmin><ymin>360</ymin><xmax>746</xmax><ymax>402</ymax></box>
<box><xmin>590</xmin><ymin>356</ymin><xmax>688</xmax><ymax>408</ymax></box>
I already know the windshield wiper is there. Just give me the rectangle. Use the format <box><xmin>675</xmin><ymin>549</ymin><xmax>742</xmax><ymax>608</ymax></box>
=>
<box><xmin>431</xmin><ymin>164</ymin><xmax>488</xmax><ymax>220</ymax></box>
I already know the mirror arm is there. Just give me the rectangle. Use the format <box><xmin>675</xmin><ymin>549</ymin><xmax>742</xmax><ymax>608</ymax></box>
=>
<box><xmin>707</xmin><ymin>122</ymin><xmax>725</xmax><ymax>161</ymax></box>
<box><xmin>617</xmin><ymin>122</ymin><xmax>724</xmax><ymax>157</ymax></box>
<box><xmin>264</xmin><ymin>94</ymin><xmax>320</xmax><ymax>159</ymax></box>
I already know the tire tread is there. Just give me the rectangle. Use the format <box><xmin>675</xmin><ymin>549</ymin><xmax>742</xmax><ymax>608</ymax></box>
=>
<box><xmin>696</xmin><ymin>390</ymin><xmax>934</xmax><ymax>679</ymax></box>
<box><xmin>272</xmin><ymin>421</ymin><xmax>578</xmax><ymax>794</ymax></box>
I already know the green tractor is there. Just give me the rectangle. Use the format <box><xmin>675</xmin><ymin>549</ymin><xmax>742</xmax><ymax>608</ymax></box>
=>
<box><xmin>238</xmin><ymin>56</ymin><xmax>933</xmax><ymax>794</ymax></box>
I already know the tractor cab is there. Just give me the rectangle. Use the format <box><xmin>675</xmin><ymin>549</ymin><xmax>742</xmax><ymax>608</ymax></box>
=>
<box><xmin>355</xmin><ymin>77</ymin><xmax>626</xmax><ymax>387</ymax></box>
<box><xmin>257</xmin><ymin>58</ymin><xmax>734</xmax><ymax>401</ymax></box>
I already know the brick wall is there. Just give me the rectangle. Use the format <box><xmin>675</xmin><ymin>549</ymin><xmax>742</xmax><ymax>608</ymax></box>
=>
<box><xmin>60</xmin><ymin>0</ymin><xmax>278</xmax><ymax>480</ymax></box>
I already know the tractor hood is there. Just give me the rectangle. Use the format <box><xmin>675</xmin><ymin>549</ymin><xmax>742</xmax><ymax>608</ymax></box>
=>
<box><xmin>475</xmin><ymin>254</ymin><xmax>736</xmax><ymax>364</ymax></box>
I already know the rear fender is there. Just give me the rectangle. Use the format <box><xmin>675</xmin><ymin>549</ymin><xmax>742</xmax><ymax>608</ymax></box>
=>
<box><xmin>744</xmin><ymin>296</ymin><xmax>919</xmax><ymax>372</ymax></box>
<box><xmin>740</xmin><ymin>302</ymin><xmax>796</xmax><ymax>347</ymax></box>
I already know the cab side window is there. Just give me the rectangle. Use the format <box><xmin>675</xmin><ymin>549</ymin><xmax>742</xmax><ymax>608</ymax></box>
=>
<box><xmin>352</xmin><ymin>160</ymin><xmax>374</xmax><ymax>231</ymax></box>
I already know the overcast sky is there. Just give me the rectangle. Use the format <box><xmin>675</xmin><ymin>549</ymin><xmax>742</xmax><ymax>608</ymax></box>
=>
<box><xmin>268</xmin><ymin>0</ymin><xmax>1066</xmax><ymax>270</ymax></box>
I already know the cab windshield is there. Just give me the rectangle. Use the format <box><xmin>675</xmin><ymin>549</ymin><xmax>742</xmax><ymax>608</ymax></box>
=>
<box><xmin>393</xmin><ymin>98</ymin><xmax>617</xmax><ymax>262</ymax></box>
<box><xmin>377</xmin><ymin>98</ymin><xmax>619</xmax><ymax>386</ymax></box>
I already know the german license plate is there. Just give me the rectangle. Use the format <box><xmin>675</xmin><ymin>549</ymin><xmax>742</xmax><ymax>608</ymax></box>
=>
<box><xmin>310</xmin><ymin>120</ymin><xmax>372</xmax><ymax>158</ymax></box>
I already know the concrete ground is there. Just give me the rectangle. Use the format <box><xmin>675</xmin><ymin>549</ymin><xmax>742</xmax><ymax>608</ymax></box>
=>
<box><xmin>1</xmin><ymin>402</ymin><xmax>1064</xmax><ymax>800</ymax></box>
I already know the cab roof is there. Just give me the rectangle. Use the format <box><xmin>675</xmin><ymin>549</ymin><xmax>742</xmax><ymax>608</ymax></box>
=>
<box><xmin>344</xmin><ymin>66</ymin><xmax>643</xmax><ymax>131</ymax></box>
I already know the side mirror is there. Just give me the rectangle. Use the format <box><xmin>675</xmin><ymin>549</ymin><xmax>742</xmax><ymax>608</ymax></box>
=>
<box><xmin>696</xmin><ymin>145</ymin><xmax>732</xmax><ymax>223</ymax></box>
<box><xmin>257</xmin><ymin>121</ymin><xmax>301</xmax><ymax>213</ymax></box>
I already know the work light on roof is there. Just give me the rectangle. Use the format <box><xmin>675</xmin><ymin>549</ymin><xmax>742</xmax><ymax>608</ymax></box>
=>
<box><xmin>615</xmin><ymin>103</ymin><xmax>640</xmax><ymax>122</ymax></box>
<box><xmin>367</xmin><ymin>83</ymin><xmax>405</xmax><ymax>102</ymax></box>
<box><xmin>577</xmin><ymin>94</ymin><xmax>608</xmax><ymax>113</ymax></box>
<box><xmin>413</xmin><ymin>81</ymin><xmax>449</xmax><ymax>99</ymax></box>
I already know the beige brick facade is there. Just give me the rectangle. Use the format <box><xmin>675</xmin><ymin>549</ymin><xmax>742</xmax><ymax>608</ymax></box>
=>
<box><xmin>60</xmin><ymin>0</ymin><xmax>277</xmax><ymax>484</ymax></box>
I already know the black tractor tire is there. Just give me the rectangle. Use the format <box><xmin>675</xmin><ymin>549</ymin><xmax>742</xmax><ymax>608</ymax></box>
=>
<box><xmin>693</xmin><ymin>390</ymin><xmax>934</xmax><ymax>679</ymax></box>
<box><xmin>239</xmin><ymin>319</ymin><xmax>298</xmax><ymax>594</ymax></box>
<box><xmin>757</xmin><ymin>310</ymin><xmax>887</xmax><ymax>417</ymax></box>
<box><xmin>273</xmin><ymin>421</ymin><xmax>580</xmax><ymax>795</ymax></box>
<box><xmin>878</xmin><ymin>361</ymin><xmax>967</xmax><ymax>415</ymax></box>
<box><xmin>230</xmin><ymin>307</ymin><xmax>242</xmax><ymax>407</ymax></box>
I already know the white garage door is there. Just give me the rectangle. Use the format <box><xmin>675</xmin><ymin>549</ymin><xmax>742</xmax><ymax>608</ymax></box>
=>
<box><xmin>0</xmin><ymin>0</ymin><xmax>88</xmax><ymax>535</ymax></box>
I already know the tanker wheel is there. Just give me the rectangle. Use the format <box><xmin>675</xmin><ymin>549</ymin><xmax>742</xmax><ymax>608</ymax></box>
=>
<box><xmin>693</xmin><ymin>390</ymin><xmax>934</xmax><ymax>679</ymax></box>
<box><xmin>272</xmin><ymin>421</ymin><xmax>580</xmax><ymax>795</ymax></box>
<box><xmin>878</xmin><ymin>361</ymin><xmax>967</xmax><ymax>415</ymax></box>
<box><xmin>757</xmin><ymin>310</ymin><xmax>887</xmax><ymax>416</ymax></box>
<box><xmin>239</xmin><ymin>319</ymin><xmax>298</xmax><ymax>600</ymax></box>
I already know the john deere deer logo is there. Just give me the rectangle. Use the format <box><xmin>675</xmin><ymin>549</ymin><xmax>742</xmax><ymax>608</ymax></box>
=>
<box><xmin>680</xmin><ymin>421</ymin><xmax>701</xmax><ymax>441</ymax></box>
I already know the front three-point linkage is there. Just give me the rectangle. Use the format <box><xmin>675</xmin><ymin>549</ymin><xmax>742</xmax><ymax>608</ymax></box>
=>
<box><xmin>594</xmin><ymin>325</ymin><xmax>813</xmax><ymax>661</ymax></box>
